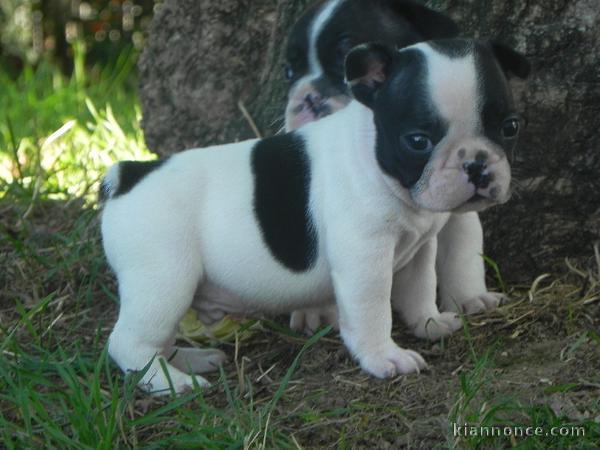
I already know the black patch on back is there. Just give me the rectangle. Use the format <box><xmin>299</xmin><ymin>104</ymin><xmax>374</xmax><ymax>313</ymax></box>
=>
<box><xmin>113</xmin><ymin>159</ymin><xmax>166</xmax><ymax>197</ymax></box>
<box><xmin>251</xmin><ymin>133</ymin><xmax>317</xmax><ymax>272</ymax></box>
<box><xmin>372</xmin><ymin>48</ymin><xmax>446</xmax><ymax>188</ymax></box>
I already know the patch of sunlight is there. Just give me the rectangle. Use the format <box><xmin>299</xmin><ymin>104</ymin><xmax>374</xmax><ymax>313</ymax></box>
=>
<box><xmin>0</xmin><ymin>97</ymin><xmax>153</xmax><ymax>205</ymax></box>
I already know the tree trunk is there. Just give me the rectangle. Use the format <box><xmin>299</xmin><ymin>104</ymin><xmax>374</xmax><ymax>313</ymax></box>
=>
<box><xmin>138</xmin><ymin>0</ymin><xmax>312</xmax><ymax>152</ymax></box>
<box><xmin>138</xmin><ymin>0</ymin><xmax>599</xmax><ymax>282</ymax></box>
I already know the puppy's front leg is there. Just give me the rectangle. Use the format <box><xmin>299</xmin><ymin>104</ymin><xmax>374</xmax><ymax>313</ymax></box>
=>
<box><xmin>392</xmin><ymin>239</ymin><xmax>462</xmax><ymax>340</ymax></box>
<box><xmin>331</xmin><ymin>239</ymin><xmax>426</xmax><ymax>378</ymax></box>
<box><xmin>436</xmin><ymin>212</ymin><xmax>506</xmax><ymax>314</ymax></box>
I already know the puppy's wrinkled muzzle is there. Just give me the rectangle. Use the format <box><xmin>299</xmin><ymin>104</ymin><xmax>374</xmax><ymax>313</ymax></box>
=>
<box><xmin>411</xmin><ymin>143</ymin><xmax>512</xmax><ymax>212</ymax></box>
<box><xmin>462</xmin><ymin>149</ymin><xmax>511</xmax><ymax>206</ymax></box>
<box><xmin>464</xmin><ymin>158</ymin><xmax>491</xmax><ymax>190</ymax></box>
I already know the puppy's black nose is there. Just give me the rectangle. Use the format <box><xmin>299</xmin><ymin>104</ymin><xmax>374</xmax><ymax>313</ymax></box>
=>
<box><xmin>463</xmin><ymin>160</ymin><xmax>491</xmax><ymax>189</ymax></box>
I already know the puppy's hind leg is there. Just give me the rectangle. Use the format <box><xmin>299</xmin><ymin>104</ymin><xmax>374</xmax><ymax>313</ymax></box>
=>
<box><xmin>289</xmin><ymin>304</ymin><xmax>339</xmax><ymax>336</ymax></box>
<box><xmin>108</xmin><ymin>257</ymin><xmax>208</xmax><ymax>395</ymax></box>
<box><xmin>165</xmin><ymin>346</ymin><xmax>227</xmax><ymax>374</ymax></box>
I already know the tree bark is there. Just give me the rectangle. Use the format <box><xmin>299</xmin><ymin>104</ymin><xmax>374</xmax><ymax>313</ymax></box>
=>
<box><xmin>138</xmin><ymin>0</ymin><xmax>600</xmax><ymax>282</ymax></box>
<box><xmin>139</xmin><ymin>0</ymin><xmax>312</xmax><ymax>153</ymax></box>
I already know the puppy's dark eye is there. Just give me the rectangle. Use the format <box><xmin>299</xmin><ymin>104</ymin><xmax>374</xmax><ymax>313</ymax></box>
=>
<box><xmin>283</xmin><ymin>63</ymin><xmax>295</xmax><ymax>82</ymax></box>
<box><xmin>501</xmin><ymin>118</ymin><xmax>520</xmax><ymax>139</ymax></box>
<box><xmin>404</xmin><ymin>134</ymin><xmax>434</xmax><ymax>152</ymax></box>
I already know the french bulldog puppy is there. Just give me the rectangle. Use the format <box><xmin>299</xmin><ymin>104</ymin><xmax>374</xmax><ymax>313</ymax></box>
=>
<box><xmin>284</xmin><ymin>0</ymin><xmax>460</xmax><ymax>131</ymax></box>
<box><xmin>101</xmin><ymin>39</ymin><xmax>529</xmax><ymax>394</ymax></box>
<box><xmin>283</xmin><ymin>0</ymin><xmax>523</xmax><ymax>335</ymax></box>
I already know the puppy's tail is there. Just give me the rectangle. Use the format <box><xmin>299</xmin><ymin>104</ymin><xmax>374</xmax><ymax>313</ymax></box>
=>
<box><xmin>99</xmin><ymin>159</ymin><xmax>166</xmax><ymax>203</ymax></box>
<box><xmin>99</xmin><ymin>163</ymin><xmax>121</xmax><ymax>202</ymax></box>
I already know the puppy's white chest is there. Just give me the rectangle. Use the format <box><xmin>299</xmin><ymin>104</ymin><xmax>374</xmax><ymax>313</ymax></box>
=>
<box><xmin>392</xmin><ymin>212</ymin><xmax>449</xmax><ymax>270</ymax></box>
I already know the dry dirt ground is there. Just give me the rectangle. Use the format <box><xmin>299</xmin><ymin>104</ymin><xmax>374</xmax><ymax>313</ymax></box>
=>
<box><xmin>1</xmin><ymin>200</ymin><xmax>599</xmax><ymax>448</ymax></box>
<box><xmin>219</xmin><ymin>311</ymin><xmax>600</xmax><ymax>448</ymax></box>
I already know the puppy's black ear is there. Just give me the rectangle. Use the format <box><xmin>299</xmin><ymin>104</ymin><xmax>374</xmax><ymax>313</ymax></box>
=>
<box><xmin>345</xmin><ymin>43</ymin><xmax>395</xmax><ymax>107</ymax></box>
<box><xmin>390</xmin><ymin>0</ymin><xmax>460</xmax><ymax>40</ymax></box>
<box><xmin>490</xmin><ymin>41</ymin><xmax>531</xmax><ymax>79</ymax></box>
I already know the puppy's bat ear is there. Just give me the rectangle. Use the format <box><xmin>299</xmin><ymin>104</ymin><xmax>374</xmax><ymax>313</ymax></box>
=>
<box><xmin>345</xmin><ymin>43</ymin><xmax>395</xmax><ymax>107</ymax></box>
<box><xmin>490</xmin><ymin>41</ymin><xmax>531</xmax><ymax>79</ymax></box>
<box><xmin>390</xmin><ymin>0</ymin><xmax>460</xmax><ymax>41</ymax></box>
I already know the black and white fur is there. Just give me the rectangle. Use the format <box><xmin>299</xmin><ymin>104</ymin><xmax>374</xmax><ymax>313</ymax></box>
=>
<box><xmin>101</xmin><ymin>39</ymin><xmax>529</xmax><ymax>394</ymax></box>
<box><xmin>284</xmin><ymin>0</ymin><xmax>459</xmax><ymax>131</ymax></box>
<box><xmin>283</xmin><ymin>0</ymin><xmax>529</xmax><ymax>335</ymax></box>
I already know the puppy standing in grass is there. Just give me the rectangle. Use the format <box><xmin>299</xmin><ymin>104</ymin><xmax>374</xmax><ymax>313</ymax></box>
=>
<box><xmin>283</xmin><ymin>0</ymin><xmax>521</xmax><ymax>333</ymax></box>
<box><xmin>101</xmin><ymin>39</ymin><xmax>529</xmax><ymax>394</ymax></box>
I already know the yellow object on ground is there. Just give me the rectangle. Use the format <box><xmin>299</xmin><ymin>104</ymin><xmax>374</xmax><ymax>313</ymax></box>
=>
<box><xmin>178</xmin><ymin>310</ymin><xmax>258</xmax><ymax>344</ymax></box>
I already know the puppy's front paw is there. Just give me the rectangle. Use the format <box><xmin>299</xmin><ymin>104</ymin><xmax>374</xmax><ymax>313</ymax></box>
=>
<box><xmin>442</xmin><ymin>292</ymin><xmax>506</xmax><ymax>315</ymax></box>
<box><xmin>411</xmin><ymin>311</ymin><xmax>462</xmax><ymax>341</ymax></box>
<box><xmin>289</xmin><ymin>305</ymin><xmax>338</xmax><ymax>336</ymax></box>
<box><xmin>359</xmin><ymin>343</ymin><xmax>427</xmax><ymax>378</ymax></box>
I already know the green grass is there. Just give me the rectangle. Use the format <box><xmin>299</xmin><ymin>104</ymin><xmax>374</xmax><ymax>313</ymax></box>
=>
<box><xmin>0</xmin><ymin>43</ymin><xmax>309</xmax><ymax>448</ymax></box>
<box><xmin>0</xmin><ymin>42</ymin><xmax>150</xmax><ymax>205</ymax></box>
<box><xmin>448</xmin><ymin>332</ymin><xmax>599</xmax><ymax>449</ymax></box>
<box><xmin>1</xmin><ymin>43</ymin><xmax>598</xmax><ymax>449</ymax></box>
<box><xmin>0</xmin><ymin>306</ymin><xmax>329</xmax><ymax>448</ymax></box>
